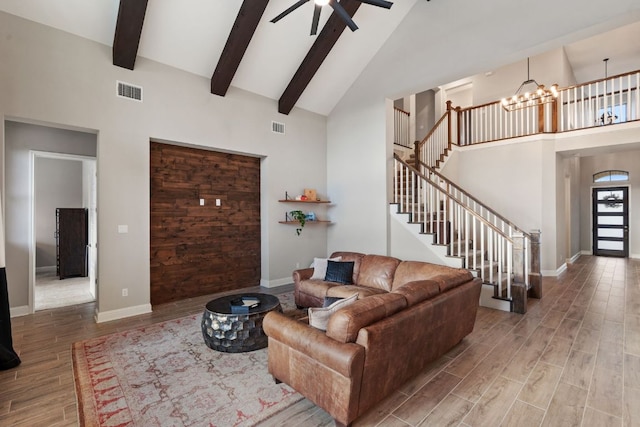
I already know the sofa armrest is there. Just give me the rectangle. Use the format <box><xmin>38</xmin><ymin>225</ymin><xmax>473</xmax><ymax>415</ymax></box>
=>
<box><xmin>263</xmin><ymin>311</ymin><xmax>364</xmax><ymax>378</ymax></box>
<box><xmin>293</xmin><ymin>267</ymin><xmax>314</xmax><ymax>283</ymax></box>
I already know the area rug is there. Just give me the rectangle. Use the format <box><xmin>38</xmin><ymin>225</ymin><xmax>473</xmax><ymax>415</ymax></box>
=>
<box><xmin>72</xmin><ymin>292</ymin><xmax>304</xmax><ymax>427</ymax></box>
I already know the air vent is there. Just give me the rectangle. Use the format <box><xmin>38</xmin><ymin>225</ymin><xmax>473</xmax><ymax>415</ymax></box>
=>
<box><xmin>116</xmin><ymin>81</ymin><xmax>143</xmax><ymax>102</ymax></box>
<box><xmin>271</xmin><ymin>121</ymin><xmax>285</xmax><ymax>134</ymax></box>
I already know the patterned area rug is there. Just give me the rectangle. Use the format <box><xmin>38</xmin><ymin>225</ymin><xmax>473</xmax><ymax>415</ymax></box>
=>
<box><xmin>72</xmin><ymin>292</ymin><xmax>303</xmax><ymax>427</ymax></box>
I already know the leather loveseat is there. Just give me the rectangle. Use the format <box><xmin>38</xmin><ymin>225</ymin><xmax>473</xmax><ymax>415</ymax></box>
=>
<box><xmin>263</xmin><ymin>251</ymin><xmax>482</xmax><ymax>426</ymax></box>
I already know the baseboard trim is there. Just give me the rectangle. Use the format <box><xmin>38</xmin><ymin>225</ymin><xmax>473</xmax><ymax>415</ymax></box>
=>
<box><xmin>261</xmin><ymin>278</ymin><xmax>293</xmax><ymax>288</ymax></box>
<box><xmin>542</xmin><ymin>263</ymin><xmax>567</xmax><ymax>277</ymax></box>
<box><xmin>95</xmin><ymin>303</ymin><xmax>152</xmax><ymax>323</ymax></box>
<box><xmin>630</xmin><ymin>253</ymin><xmax>640</xmax><ymax>259</ymax></box>
<box><xmin>581</xmin><ymin>250</ymin><xmax>592</xmax><ymax>255</ymax></box>
<box><xmin>567</xmin><ymin>253</ymin><xmax>581</xmax><ymax>264</ymax></box>
<box><xmin>10</xmin><ymin>305</ymin><xmax>30</xmax><ymax>318</ymax></box>
<box><xmin>35</xmin><ymin>266</ymin><xmax>56</xmax><ymax>273</ymax></box>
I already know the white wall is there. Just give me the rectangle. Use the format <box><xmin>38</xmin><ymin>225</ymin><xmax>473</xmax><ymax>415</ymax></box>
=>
<box><xmin>415</xmin><ymin>90</ymin><xmax>435</xmax><ymax>142</ymax></box>
<box><xmin>564</xmin><ymin>156</ymin><xmax>582</xmax><ymax>261</ymax></box>
<box><xmin>0</xmin><ymin>12</ymin><xmax>327</xmax><ymax>318</ymax></box>
<box><xmin>34</xmin><ymin>156</ymin><xmax>84</xmax><ymax>268</ymax></box>
<box><xmin>470</xmin><ymin>48</ymin><xmax>576</xmax><ymax>107</ymax></box>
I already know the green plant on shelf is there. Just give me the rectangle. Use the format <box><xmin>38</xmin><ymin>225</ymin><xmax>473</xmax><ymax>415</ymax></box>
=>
<box><xmin>289</xmin><ymin>210</ymin><xmax>306</xmax><ymax>236</ymax></box>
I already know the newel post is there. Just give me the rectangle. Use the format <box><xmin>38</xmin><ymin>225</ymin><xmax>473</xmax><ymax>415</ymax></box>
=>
<box><xmin>537</xmin><ymin>103</ymin><xmax>545</xmax><ymax>134</ymax></box>
<box><xmin>551</xmin><ymin>98</ymin><xmax>558</xmax><ymax>133</ymax></box>
<box><xmin>510</xmin><ymin>231</ymin><xmax>527</xmax><ymax>314</ymax></box>
<box><xmin>528</xmin><ymin>230</ymin><xmax>542</xmax><ymax>299</ymax></box>
<box><xmin>413</xmin><ymin>141</ymin><xmax>420</xmax><ymax>170</ymax></box>
<box><xmin>446</xmin><ymin>100</ymin><xmax>453</xmax><ymax>148</ymax></box>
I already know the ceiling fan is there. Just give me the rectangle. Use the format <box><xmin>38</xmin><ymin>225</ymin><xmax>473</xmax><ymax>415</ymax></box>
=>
<box><xmin>271</xmin><ymin>0</ymin><xmax>393</xmax><ymax>36</ymax></box>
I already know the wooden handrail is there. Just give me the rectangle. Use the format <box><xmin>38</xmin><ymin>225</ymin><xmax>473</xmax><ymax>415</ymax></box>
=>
<box><xmin>457</xmin><ymin>69</ymin><xmax>640</xmax><ymax>113</ymax></box>
<box><xmin>415</xmin><ymin>101</ymin><xmax>452</xmax><ymax>149</ymax></box>
<box><xmin>412</xmin><ymin>156</ymin><xmax>530</xmax><ymax>238</ymax></box>
<box><xmin>559</xmin><ymin>68</ymin><xmax>640</xmax><ymax>92</ymax></box>
<box><xmin>394</xmin><ymin>107</ymin><xmax>410</xmax><ymax>116</ymax></box>
<box><xmin>394</xmin><ymin>154</ymin><xmax>518</xmax><ymax>241</ymax></box>
<box><xmin>560</xmin><ymin>87</ymin><xmax>639</xmax><ymax>106</ymax></box>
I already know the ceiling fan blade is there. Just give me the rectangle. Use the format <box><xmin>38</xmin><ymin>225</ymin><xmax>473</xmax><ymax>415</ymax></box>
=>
<box><xmin>358</xmin><ymin>0</ymin><xmax>393</xmax><ymax>9</ymax></box>
<box><xmin>329</xmin><ymin>0</ymin><xmax>358</xmax><ymax>31</ymax></box>
<box><xmin>310</xmin><ymin>3</ymin><xmax>322</xmax><ymax>35</ymax></box>
<box><xmin>270</xmin><ymin>0</ymin><xmax>311</xmax><ymax>23</ymax></box>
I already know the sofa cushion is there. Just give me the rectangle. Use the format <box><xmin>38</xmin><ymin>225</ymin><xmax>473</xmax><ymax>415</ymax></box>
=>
<box><xmin>392</xmin><ymin>280</ymin><xmax>441</xmax><ymax>306</ymax></box>
<box><xmin>429</xmin><ymin>272</ymin><xmax>475</xmax><ymax>292</ymax></box>
<box><xmin>326</xmin><ymin>285</ymin><xmax>386</xmax><ymax>300</ymax></box>
<box><xmin>310</xmin><ymin>256</ymin><xmax>342</xmax><ymax>280</ymax></box>
<box><xmin>308</xmin><ymin>294</ymin><xmax>358</xmax><ymax>331</ymax></box>
<box><xmin>329</xmin><ymin>252</ymin><xmax>365</xmax><ymax>284</ymax></box>
<box><xmin>356</xmin><ymin>255</ymin><xmax>401</xmax><ymax>291</ymax></box>
<box><xmin>326</xmin><ymin>293</ymin><xmax>407</xmax><ymax>343</ymax></box>
<box><xmin>297</xmin><ymin>279</ymin><xmax>341</xmax><ymax>300</ymax></box>
<box><xmin>325</xmin><ymin>260</ymin><xmax>355</xmax><ymax>284</ymax></box>
<box><xmin>391</xmin><ymin>261</ymin><xmax>473</xmax><ymax>291</ymax></box>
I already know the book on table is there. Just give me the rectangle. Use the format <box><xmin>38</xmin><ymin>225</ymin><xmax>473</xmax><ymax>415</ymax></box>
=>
<box><xmin>230</xmin><ymin>296</ymin><xmax>260</xmax><ymax>309</ymax></box>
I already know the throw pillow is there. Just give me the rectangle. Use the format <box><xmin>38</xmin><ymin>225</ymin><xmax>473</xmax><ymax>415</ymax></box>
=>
<box><xmin>324</xmin><ymin>260</ymin><xmax>354</xmax><ymax>284</ymax></box>
<box><xmin>323</xmin><ymin>296</ymin><xmax>343</xmax><ymax>307</ymax></box>
<box><xmin>310</xmin><ymin>256</ymin><xmax>342</xmax><ymax>280</ymax></box>
<box><xmin>308</xmin><ymin>294</ymin><xmax>358</xmax><ymax>331</ymax></box>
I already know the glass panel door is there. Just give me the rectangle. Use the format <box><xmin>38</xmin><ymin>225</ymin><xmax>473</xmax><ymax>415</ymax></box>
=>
<box><xmin>592</xmin><ymin>186</ymin><xmax>629</xmax><ymax>257</ymax></box>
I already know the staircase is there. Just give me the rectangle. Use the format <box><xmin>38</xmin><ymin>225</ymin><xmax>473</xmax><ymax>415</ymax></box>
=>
<box><xmin>392</xmin><ymin>154</ymin><xmax>541</xmax><ymax>313</ymax></box>
<box><xmin>392</xmin><ymin>69</ymin><xmax>640</xmax><ymax>313</ymax></box>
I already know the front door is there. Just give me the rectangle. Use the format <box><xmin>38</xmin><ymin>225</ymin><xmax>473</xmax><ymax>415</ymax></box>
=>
<box><xmin>592</xmin><ymin>186</ymin><xmax>629</xmax><ymax>257</ymax></box>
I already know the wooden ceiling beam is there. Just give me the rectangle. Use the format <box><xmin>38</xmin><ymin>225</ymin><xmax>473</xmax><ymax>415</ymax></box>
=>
<box><xmin>211</xmin><ymin>0</ymin><xmax>271</xmax><ymax>96</ymax></box>
<box><xmin>112</xmin><ymin>0</ymin><xmax>149</xmax><ymax>70</ymax></box>
<box><xmin>278</xmin><ymin>0</ymin><xmax>361</xmax><ymax>115</ymax></box>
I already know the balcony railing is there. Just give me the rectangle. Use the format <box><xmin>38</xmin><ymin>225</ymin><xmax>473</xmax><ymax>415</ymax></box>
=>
<box><xmin>393</xmin><ymin>107</ymin><xmax>411</xmax><ymax>149</ymax></box>
<box><xmin>413</xmin><ymin>69</ymin><xmax>640</xmax><ymax>166</ymax></box>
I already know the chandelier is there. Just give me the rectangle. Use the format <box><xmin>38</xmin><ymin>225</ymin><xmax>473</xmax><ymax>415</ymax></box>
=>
<box><xmin>501</xmin><ymin>58</ymin><xmax>559</xmax><ymax>111</ymax></box>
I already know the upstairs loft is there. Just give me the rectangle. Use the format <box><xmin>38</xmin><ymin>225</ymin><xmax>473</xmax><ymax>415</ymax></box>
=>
<box><xmin>395</xmin><ymin>68</ymin><xmax>640</xmax><ymax>166</ymax></box>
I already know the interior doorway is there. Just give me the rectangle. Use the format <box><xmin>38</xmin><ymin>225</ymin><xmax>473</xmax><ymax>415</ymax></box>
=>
<box><xmin>31</xmin><ymin>152</ymin><xmax>97</xmax><ymax>310</ymax></box>
<box><xmin>592</xmin><ymin>186</ymin><xmax>629</xmax><ymax>257</ymax></box>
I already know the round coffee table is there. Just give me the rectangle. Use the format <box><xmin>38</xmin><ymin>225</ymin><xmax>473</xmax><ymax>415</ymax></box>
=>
<box><xmin>201</xmin><ymin>292</ymin><xmax>282</xmax><ymax>353</ymax></box>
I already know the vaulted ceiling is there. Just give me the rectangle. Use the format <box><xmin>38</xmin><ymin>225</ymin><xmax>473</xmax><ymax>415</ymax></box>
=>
<box><xmin>1</xmin><ymin>0</ymin><xmax>639</xmax><ymax>116</ymax></box>
<box><xmin>0</xmin><ymin>0</ymin><xmax>413</xmax><ymax>116</ymax></box>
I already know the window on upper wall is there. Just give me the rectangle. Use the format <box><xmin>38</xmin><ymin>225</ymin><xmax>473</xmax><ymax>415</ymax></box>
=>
<box><xmin>593</xmin><ymin>170</ymin><xmax>629</xmax><ymax>183</ymax></box>
<box><xmin>597</xmin><ymin>104</ymin><xmax>627</xmax><ymax>125</ymax></box>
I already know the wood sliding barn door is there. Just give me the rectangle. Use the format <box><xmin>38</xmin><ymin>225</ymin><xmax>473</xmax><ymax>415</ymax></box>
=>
<box><xmin>149</xmin><ymin>142</ymin><xmax>261</xmax><ymax>305</ymax></box>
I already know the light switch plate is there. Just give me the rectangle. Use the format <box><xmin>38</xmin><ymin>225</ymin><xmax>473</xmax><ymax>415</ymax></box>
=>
<box><xmin>118</xmin><ymin>225</ymin><xmax>128</xmax><ymax>234</ymax></box>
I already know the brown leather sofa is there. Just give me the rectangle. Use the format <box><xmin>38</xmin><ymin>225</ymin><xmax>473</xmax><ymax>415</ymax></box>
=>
<box><xmin>263</xmin><ymin>252</ymin><xmax>482</xmax><ymax>426</ymax></box>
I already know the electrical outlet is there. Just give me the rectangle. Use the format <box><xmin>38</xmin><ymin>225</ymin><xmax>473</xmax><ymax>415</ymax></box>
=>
<box><xmin>122</xmin><ymin>288</ymin><xmax>128</xmax><ymax>297</ymax></box>
<box><xmin>296</xmin><ymin>262</ymin><xmax>300</xmax><ymax>269</ymax></box>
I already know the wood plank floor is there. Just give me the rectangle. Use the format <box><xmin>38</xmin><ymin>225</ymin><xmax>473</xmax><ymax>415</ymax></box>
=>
<box><xmin>1</xmin><ymin>255</ymin><xmax>639</xmax><ymax>426</ymax></box>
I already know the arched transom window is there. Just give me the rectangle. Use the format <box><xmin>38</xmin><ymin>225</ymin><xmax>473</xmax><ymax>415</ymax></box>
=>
<box><xmin>593</xmin><ymin>170</ymin><xmax>629</xmax><ymax>183</ymax></box>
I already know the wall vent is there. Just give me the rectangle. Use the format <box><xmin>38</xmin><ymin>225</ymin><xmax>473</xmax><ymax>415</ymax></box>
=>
<box><xmin>271</xmin><ymin>121</ymin><xmax>285</xmax><ymax>134</ymax></box>
<box><xmin>116</xmin><ymin>81</ymin><xmax>143</xmax><ymax>102</ymax></box>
